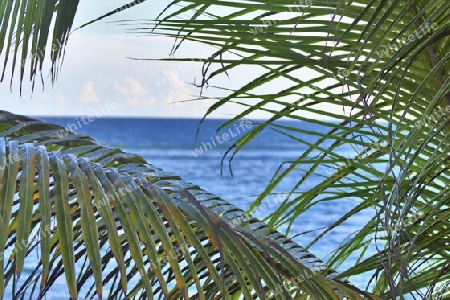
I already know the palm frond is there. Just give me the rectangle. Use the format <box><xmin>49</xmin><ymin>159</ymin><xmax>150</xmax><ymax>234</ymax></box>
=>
<box><xmin>0</xmin><ymin>111</ymin><xmax>374</xmax><ymax>299</ymax></box>
<box><xmin>122</xmin><ymin>0</ymin><xmax>450</xmax><ymax>297</ymax></box>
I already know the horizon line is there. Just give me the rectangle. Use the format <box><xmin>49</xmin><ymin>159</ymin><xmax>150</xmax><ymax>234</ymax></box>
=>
<box><xmin>32</xmin><ymin>115</ymin><xmax>345</xmax><ymax>122</ymax></box>
<box><xmin>33</xmin><ymin>115</ymin><xmax>312</xmax><ymax>121</ymax></box>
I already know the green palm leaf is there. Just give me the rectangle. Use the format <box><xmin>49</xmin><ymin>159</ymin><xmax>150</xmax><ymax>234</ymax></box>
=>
<box><xmin>0</xmin><ymin>111</ymin><xmax>374</xmax><ymax>299</ymax></box>
<box><xmin>128</xmin><ymin>0</ymin><xmax>450</xmax><ymax>297</ymax></box>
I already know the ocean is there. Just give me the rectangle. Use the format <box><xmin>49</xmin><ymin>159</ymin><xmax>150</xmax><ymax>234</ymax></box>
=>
<box><xmin>21</xmin><ymin>117</ymin><xmax>375</xmax><ymax>297</ymax></box>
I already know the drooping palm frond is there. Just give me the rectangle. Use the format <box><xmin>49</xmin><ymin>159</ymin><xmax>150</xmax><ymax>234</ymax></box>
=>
<box><xmin>0</xmin><ymin>0</ymin><xmax>148</xmax><ymax>91</ymax></box>
<box><xmin>0</xmin><ymin>111</ymin><xmax>375</xmax><ymax>299</ymax></box>
<box><xmin>120</xmin><ymin>0</ymin><xmax>450</xmax><ymax>298</ymax></box>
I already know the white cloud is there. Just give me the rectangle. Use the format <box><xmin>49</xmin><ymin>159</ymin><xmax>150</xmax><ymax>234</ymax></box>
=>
<box><xmin>114</xmin><ymin>77</ymin><xmax>148</xmax><ymax>97</ymax></box>
<box><xmin>162</xmin><ymin>70</ymin><xmax>192</xmax><ymax>106</ymax></box>
<box><xmin>165</xmin><ymin>70</ymin><xmax>186</xmax><ymax>89</ymax></box>
<box><xmin>115</xmin><ymin>77</ymin><xmax>156</xmax><ymax>108</ymax></box>
<box><xmin>159</xmin><ymin>70</ymin><xmax>215</xmax><ymax>116</ymax></box>
<box><xmin>80</xmin><ymin>82</ymin><xmax>99</xmax><ymax>103</ymax></box>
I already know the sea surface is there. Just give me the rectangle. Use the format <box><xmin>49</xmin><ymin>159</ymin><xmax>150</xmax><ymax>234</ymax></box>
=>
<box><xmin>17</xmin><ymin>117</ymin><xmax>376</xmax><ymax>297</ymax></box>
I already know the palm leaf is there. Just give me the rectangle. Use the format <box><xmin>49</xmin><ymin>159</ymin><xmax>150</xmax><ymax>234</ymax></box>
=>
<box><xmin>124</xmin><ymin>0</ymin><xmax>450</xmax><ymax>297</ymax></box>
<box><xmin>0</xmin><ymin>111</ymin><xmax>374</xmax><ymax>299</ymax></box>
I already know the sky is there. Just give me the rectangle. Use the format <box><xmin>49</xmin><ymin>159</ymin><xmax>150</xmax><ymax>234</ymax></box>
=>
<box><xmin>0</xmin><ymin>1</ymin><xmax>233</xmax><ymax>118</ymax></box>
<box><xmin>0</xmin><ymin>1</ymin><xmax>344</xmax><ymax>119</ymax></box>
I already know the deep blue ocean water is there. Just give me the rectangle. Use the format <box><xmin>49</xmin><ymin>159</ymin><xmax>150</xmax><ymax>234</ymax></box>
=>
<box><xmin>16</xmin><ymin>117</ymin><xmax>375</xmax><ymax>297</ymax></box>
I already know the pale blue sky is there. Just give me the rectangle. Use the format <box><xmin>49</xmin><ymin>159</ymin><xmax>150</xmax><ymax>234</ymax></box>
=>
<box><xmin>0</xmin><ymin>1</ymin><xmax>343</xmax><ymax>119</ymax></box>
<box><xmin>0</xmin><ymin>1</ymin><xmax>230</xmax><ymax>118</ymax></box>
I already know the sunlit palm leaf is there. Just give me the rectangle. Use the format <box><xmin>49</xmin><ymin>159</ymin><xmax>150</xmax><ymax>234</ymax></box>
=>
<box><xmin>0</xmin><ymin>111</ymin><xmax>374</xmax><ymax>299</ymax></box>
